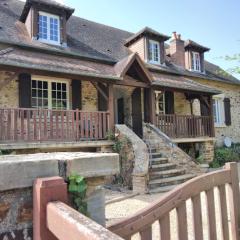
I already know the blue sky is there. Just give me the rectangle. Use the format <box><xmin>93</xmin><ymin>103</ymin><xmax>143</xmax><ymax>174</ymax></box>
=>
<box><xmin>65</xmin><ymin>0</ymin><xmax>240</xmax><ymax>78</ymax></box>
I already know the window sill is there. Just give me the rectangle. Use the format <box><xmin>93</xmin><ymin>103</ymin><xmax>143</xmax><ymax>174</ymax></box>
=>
<box><xmin>214</xmin><ymin>123</ymin><xmax>227</xmax><ymax>128</ymax></box>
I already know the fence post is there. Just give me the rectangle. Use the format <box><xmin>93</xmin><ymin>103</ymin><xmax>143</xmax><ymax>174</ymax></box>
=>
<box><xmin>225</xmin><ymin>162</ymin><xmax>240</xmax><ymax>240</ymax></box>
<box><xmin>33</xmin><ymin>176</ymin><xmax>68</xmax><ymax>240</ymax></box>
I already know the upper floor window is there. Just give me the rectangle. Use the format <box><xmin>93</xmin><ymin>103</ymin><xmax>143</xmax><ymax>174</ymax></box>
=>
<box><xmin>38</xmin><ymin>12</ymin><xmax>60</xmax><ymax>45</ymax></box>
<box><xmin>148</xmin><ymin>40</ymin><xmax>160</xmax><ymax>64</ymax></box>
<box><xmin>191</xmin><ymin>52</ymin><xmax>201</xmax><ymax>72</ymax></box>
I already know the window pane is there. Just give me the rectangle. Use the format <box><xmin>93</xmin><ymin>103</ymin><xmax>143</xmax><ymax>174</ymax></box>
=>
<box><xmin>31</xmin><ymin>80</ymin><xmax>48</xmax><ymax>109</ymax></box>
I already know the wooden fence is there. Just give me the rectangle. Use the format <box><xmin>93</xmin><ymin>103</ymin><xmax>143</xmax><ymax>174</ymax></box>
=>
<box><xmin>0</xmin><ymin>108</ymin><xmax>109</xmax><ymax>142</ymax></box>
<box><xmin>156</xmin><ymin>114</ymin><xmax>214</xmax><ymax>138</ymax></box>
<box><xmin>109</xmin><ymin>162</ymin><xmax>240</xmax><ymax>240</ymax></box>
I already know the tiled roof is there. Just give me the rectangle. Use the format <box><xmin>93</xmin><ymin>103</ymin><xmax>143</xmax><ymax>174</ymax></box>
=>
<box><xmin>152</xmin><ymin>73</ymin><xmax>220</xmax><ymax>94</ymax></box>
<box><xmin>0</xmin><ymin>0</ymin><xmax>239</xmax><ymax>87</ymax></box>
<box><xmin>20</xmin><ymin>0</ymin><xmax>75</xmax><ymax>21</ymax></box>
<box><xmin>125</xmin><ymin>27</ymin><xmax>170</xmax><ymax>47</ymax></box>
<box><xmin>184</xmin><ymin>39</ymin><xmax>210</xmax><ymax>52</ymax></box>
<box><xmin>0</xmin><ymin>47</ymin><xmax>219</xmax><ymax>94</ymax></box>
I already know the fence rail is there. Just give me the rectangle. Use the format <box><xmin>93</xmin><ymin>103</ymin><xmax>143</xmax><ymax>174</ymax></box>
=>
<box><xmin>0</xmin><ymin>108</ymin><xmax>109</xmax><ymax>142</ymax></box>
<box><xmin>108</xmin><ymin>162</ymin><xmax>240</xmax><ymax>240</ymax></box>
<box><xmin>156</xmin><ymin>114</ymin><xmax>214</xmax><ymax>138</ymax></box>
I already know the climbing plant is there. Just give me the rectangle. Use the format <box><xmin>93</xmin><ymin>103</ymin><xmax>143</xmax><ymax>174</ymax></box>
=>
<box><xmin>68</xmin><ymin>174</ymin><xmax>88</xmax><ymax>216</ymax></box>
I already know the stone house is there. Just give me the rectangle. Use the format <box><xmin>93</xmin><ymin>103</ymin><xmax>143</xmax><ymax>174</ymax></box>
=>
<box><xmin>0</xmin><ymin>0</ymin><xmax>239</xmax><ymax>192</ymax></box>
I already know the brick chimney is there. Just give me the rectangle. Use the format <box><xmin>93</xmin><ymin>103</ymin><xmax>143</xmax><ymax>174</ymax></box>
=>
<box><xmin>169</xmin><ymin>32</ymin><xmax>185</xmax><ymax>68</ymax></box>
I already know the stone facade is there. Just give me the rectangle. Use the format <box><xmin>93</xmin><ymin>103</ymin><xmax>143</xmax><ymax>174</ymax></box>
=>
<box><xmin>193</xmin><ymin>78</ymin><xmax>240</xmax><ymax>146</ymax></box>
<box><xmin>199</xmin><ymin>140</ymin><xmax>215</xmax><ymax>163</ymax></box>
<box><xmin>0</xmin><ymin>71</ymin><xmax>19</xmax><ymax>108</ymax></box>
<box><xmin>174</xmin><ymin>92</ymin><xmax>192</xmax><ymax>115</ymax></box>
<box><xmin>82</xmin><ymin>81</ymin><xmax>98</xmax><ymax>111</ymax></box>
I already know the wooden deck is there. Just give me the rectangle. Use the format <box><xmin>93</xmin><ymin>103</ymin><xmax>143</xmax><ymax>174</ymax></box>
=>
<box><xmin>156</xmin><ymin>114</ymin><xmax>214</xmax><ymax>138</ymax></box>
<box><xmin>0</xmin><ymin>108</ymin><xmax>110</xmax><ymax>142</ymax></box>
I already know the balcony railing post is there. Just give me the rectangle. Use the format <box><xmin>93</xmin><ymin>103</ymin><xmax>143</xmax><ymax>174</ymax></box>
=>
<box><xmin>33</xmin><ymin>176</ymin><xmax>68</xmax><ymax>240</ymax></box>
<box><xmin>76</xmin><ymin>109</ymin><xmax>79</xmax><ymax>141</ymax></box>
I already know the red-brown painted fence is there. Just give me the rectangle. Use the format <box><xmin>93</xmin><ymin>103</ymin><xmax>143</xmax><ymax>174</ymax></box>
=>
<box><xmin>109</xmin><ymin>162</ymin><xmax>240</xmax><ymax>240</ymax></box>
<box><xmin>33</xmin><ymin>176</ymin><xmax>124</xmax><ymax>240</ymax></box>
<box><xmin>0</xmin><ymin>108</ymin><xmax>109</xmax><ymax>142</ymax></box>
<box><xmin>156</xmin><ymin>114</ymin><xmax>214</xmax><ymax>138</ymax></box>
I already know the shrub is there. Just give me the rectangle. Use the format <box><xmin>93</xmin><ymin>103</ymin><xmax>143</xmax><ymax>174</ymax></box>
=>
<box><xmin>210</xmin><ymin>145</ymin><xmax>240</xmax><ymax>168</ymax></box>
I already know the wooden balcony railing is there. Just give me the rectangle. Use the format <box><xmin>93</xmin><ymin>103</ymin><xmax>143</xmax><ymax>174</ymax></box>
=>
<box><xmin>109</xmin><ymin>162</ymin><xmax>240</xmax><ymax>240</ymax></box>
<box><xmin>156</xmin><ymin>114</ymin><xmax>214</xmax><ymax>138</ymax></box>
<box><xmin>0</xmin><ymin>108</ymin><xmax>109</xmax><ymax>142</ymax></box>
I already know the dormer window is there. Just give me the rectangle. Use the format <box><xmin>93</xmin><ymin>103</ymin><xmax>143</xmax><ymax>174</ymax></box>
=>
<box><xmin>38</xmin><ymin>12</ymin><xmax>60</xmax><ymax>45</ymax></box>
<box><xmin>191</xmin><ymin>51</ymin><xmax>201</xmax><ymax>72</ymax></box>
<box><xmin>148</xmin><ymin>40</ymin><xmax>160</xmax><ymax>64</ymax></box>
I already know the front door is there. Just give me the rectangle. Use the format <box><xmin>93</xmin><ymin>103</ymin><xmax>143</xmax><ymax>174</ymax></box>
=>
<box><xmin>131</xmin><ymin>88</ymin><xmax>143</xmax><ymax>138</ymax></box>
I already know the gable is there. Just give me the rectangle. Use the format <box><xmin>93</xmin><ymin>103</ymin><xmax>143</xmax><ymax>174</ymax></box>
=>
<box><xmin>114</xmin><ymin>53</ymin><xmax>152</xmax><ymax>84</ymax></box>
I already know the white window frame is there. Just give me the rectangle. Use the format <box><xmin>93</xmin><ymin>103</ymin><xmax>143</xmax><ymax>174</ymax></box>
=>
<box><xmin>213</xmin><ymin>94</ymin><xmax>226</xmax><ymax>127</ymax></box>
<box><xmin>191</xmin><ymin>51</ymin><xmax>201</xmax><ymax>72</ymax></box>
<box><xmin>148</xmin><ymin>40</ymin><xmax>161</xmax><ymax>65</ymax></box>
<box><xmin>38</xmin><ymin>11</ymin><xmax>61</xmax><ymax>45</ymax></box>
<box><xmin>31</xmin><ymin>76</ymin><xmax>70</xmax><ymax>110</ymax></box>
<box><xmin>155</xmin><ymin>91</ymin><xmax>165</xmax><ymax>115</ymax></box>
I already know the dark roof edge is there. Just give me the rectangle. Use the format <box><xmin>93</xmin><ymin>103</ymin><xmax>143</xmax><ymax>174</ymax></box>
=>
<box><xmin>148</xmin><ymin>65</ymin><xmax>240</xmax><ymax>86</ymax></box>
<box><xmin>0</xmin><ymin>61</ymin><xmax>122</xmax><ymax>81</ymax></box>
<box><xmin>0</xmin><ymin>38</ymin><xmax>116</xmax><ymax>65</ymax></box>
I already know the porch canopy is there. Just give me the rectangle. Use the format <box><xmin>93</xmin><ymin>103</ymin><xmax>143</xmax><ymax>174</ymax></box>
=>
<box><xmin>0</xmin><ymin>45</ymin><xmax>220</xmax><ymax>141</ymax></box>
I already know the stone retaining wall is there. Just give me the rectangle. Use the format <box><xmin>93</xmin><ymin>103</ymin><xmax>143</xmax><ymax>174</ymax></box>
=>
<box><xmin>0</xmin><ymin>152</ymin><xmax>119</xmax><ymax>239</ymax></box>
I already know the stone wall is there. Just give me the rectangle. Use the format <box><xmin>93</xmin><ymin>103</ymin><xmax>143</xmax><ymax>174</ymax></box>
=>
<box><xmin>193</xmin><ymin>78</ymin><xmax>240</xmax><ymax>146</ymax></box>
<box><xmin>174</xmin><ymin>92</ymin><xmax>192</xmax><ymax>115</ymax></box>
<box><xmin>115</xmin><ymin>125</ymin><xmax>149</xmax><ymax>194</ymax></box>
<box><xmin>0</xmin><ymin>152</ymin><xmax>119</xmax><ymax>239</ymax></box>
<box><xmin>82</xmin><ymin>81</ymin><xmax>98</xmax><ymax>111</ymax></box>
<box><xmin>199</xmin><ymin>140</ymin><xmax>215</xmax><ymax>163</ymax></box>
<box><xmin>0</xmin><ymin>71</ymin><xmax>19</xmax><ymax>108</ymax></box>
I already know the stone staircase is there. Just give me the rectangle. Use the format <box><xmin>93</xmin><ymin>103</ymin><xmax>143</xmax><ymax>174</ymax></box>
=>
<box><xmin>147</xmin><ymin>145</ymin><xmax>196</xmax><ymax>193</ymax></box>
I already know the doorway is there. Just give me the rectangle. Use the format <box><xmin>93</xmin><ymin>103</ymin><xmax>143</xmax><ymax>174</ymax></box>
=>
<box><xmin>131</xmin><ymin>88</ymin><xmax>143</xmax><ymax>138</ymax></box>
<box><xmin>117</xmin><ymin>98</ymin><xmax>124</xmax><ymax>124</ymax></box>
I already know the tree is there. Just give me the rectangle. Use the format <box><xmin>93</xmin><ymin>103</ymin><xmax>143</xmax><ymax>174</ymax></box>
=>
<box><xmin>225</xmin><ymin>53</ymin><xmax>240</xmax><ymax>74</ymax></box>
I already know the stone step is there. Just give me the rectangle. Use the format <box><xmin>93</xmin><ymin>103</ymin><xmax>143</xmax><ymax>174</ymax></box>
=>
<box><xmin>149</xmin><ymin>174</ymin><xmax>196</xmax><ymax>188</ymax></box>
<box><xmin>150</xmin><ymin>157</ymin><xmax>168</xmax><ymax>165</ymax></box>
<box><xmin>151</xmin><ymin>163</ymin><xmax>177</xmax><ymax>171</ymax></box>
<box><xmin>150</xmin><ymin>153</ymin><xmax>162</xmax><ymax>159</ymax></box>
<box><xmin>149</xmin><ymin>169</ymin><xmax>186</xmax><ymax>180</ymax></box>
<box><xmin>149</xmin><ymin>184</ymin><xmax>179</xmax><ymax>194</ymax></box>
<box><xmin>148</xmin><ymin>148</ymin><xmax>157</xmax><ymax>153</ymax></box>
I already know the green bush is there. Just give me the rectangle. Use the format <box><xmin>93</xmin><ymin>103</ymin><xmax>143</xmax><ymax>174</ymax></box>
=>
<box><xmin>210</xmin><ymin>145</ymin><xmax>240</xmax><ymax>168</ymax></box>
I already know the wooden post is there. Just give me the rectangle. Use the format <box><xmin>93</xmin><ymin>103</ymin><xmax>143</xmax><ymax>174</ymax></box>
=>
<box><xmin>209</xmin><ymin>96</ymin><xmax>215</xmax><ymax>137</ymax></box>
<box><xmin>33</xmin><ymin>176</ymin><xmax>68</xmax><ymax>240</ymax></box>
<box><xmin>148</xmin><ymin>88</ymin><xmax>156</xmax><ymax>125</ymax></box>
<box><xmin>108</xmin><ymin>83</ymin><xmax>115</xmax><ymax>132</ymax></box>
<box><xmin>225</xmin><ymin>162</ymin><xmax>240</xmax><ymax>240</ymax></box>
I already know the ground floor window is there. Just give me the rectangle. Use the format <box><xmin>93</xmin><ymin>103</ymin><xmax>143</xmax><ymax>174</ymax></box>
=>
<box><xmin>31</xmin><ymin>78</ymin><xmax>69</xmax><ymax>110</ymax></box>
<box><xmin>155</xmin><ymin>91</ymin><xmax>165</xmax><ymax>114</ymax></box>
<box><xmin>213</xmin><ymin>95</ymin><xmax>225</xmax><ymax>126</ymax></box>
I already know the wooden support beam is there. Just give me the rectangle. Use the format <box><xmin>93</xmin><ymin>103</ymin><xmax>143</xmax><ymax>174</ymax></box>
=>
<box><xmin>148</xmin><ymin>88</ymin><xmax>156</xmax><ymax>125</ymax></box>
<box><xmin>90</xmin><ymin>80</ymin><xmax>108</xmax><ymax>101</ymax></box>
<box><xmin>199</xmin><ymin>95</ymin><xmax>210</xmax><ymax>109</ymax></box>
<box><xmin>108</xmin><ymin>83</ymin><xmax>115</xmax><ymax>132</ymax></box>
<box><xmin>209</xmin><ymin>96</ymin><xmax>215</xmax><ymax>137</ymax></box>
